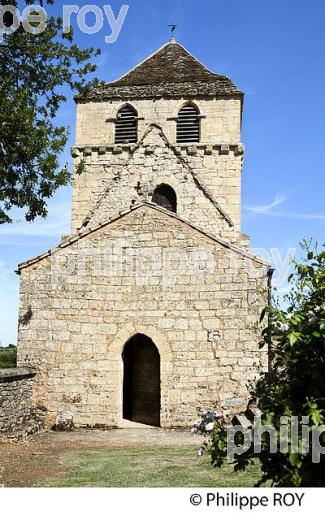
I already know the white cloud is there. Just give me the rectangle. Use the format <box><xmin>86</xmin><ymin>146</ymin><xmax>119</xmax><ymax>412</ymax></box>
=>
<box><xmin>0</xmin><ymin>201</ymin><xmax>71</xmax><ymax>239</ymax></box>
<box><xmin>244</xmin><ymin>193</ymin><xmax>325</xmax><ymax>220</ymax></box>
<box><xmin>244</xmin><ymin>193</ymin><xmax>286</xmax><ymax>214</ymax></box>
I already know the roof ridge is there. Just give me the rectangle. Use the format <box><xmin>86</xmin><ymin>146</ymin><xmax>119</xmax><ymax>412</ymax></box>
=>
<box><xmin>17</xmin><ymin>203</ymin><xmax>269</xmax><ymax>273</ymax></box>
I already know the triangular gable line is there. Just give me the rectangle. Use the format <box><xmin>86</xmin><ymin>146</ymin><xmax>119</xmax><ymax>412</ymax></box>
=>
<box><xmin>81</xmin><ymin>164</ymin><xmax>123</xmax><ymax>227</ymax></box>
<box><xmin>81</xmin><ymin>124</ymin><xmax>234</xmax><ymax>229</ymax></box>
<box><xmin>80</xmin><ymin>124</ymin><xmax>163</xmax><ymax>227</ymax></box>
<box><xmin>162</xmin><ymin>134</ymin><xmax>234</xmax><ymax>227</ymax></box>
<box><xmin>145</xmin><ymin>126</ymin><xmax>234</xmax><ymax>227</ymax></box>
<box><xmin>17</xmin><ymin>202</ymin><xmax>269</xmax><ymax>273</ymax></box>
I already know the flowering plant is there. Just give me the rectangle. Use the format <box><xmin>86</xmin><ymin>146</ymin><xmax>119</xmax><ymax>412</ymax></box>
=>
<box><xmin>191</xmin><ymin>410</ymin><xmax>224</xmax><ymax>435</ymax></box>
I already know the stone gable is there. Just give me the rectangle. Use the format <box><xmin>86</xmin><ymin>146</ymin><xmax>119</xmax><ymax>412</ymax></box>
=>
<box><xmin>17</xmin><ymin>206</ymin><xmax>268</xmax><ymax>428</ymax></box>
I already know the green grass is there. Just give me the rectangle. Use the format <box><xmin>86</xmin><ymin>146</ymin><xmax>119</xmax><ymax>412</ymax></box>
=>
<box><xmin>0</xmin><ymin>346</ymin><xmax>17</xmax><ymax>369</ymax></box>
<box><xmin>44</xmin><ymin>447</ymin><xmax>262</xmax><ymax>488</ymax></box>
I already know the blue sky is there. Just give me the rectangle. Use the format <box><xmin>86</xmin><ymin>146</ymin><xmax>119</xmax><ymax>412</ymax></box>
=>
<box><xmin>0</xmin><ymin>0</ymin><xmax>324</xmax><ymax>345</ymax></box>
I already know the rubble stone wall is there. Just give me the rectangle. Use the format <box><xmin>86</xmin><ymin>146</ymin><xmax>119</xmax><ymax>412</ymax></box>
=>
<box><xmin>0</xmin><ymin>367</ymin><xmax>46</xmax><ymax>435</ymax></box>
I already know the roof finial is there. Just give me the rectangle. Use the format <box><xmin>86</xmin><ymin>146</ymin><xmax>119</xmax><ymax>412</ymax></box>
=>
<box><xmin>168</xmin><ymin>21</ymin><xmax>178</xmax><ymax>42</ymax></box>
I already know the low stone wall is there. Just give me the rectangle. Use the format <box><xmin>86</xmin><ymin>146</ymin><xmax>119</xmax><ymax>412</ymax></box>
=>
<box><xmin>0</xmin><ymin>367</ymin><xmax>46</xmax><ymax>437</ymax></box>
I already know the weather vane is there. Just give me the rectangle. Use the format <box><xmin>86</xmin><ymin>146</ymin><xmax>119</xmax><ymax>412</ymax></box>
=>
<box><xmin>168</xmin><ymin>21</ymin><xmax>178</xmax><ymax>37</ymax></box>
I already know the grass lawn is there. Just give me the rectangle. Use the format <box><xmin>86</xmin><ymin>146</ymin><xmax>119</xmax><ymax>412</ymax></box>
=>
<box><xmin>44</xmin><ymin>447</ymin><xmax>262</xmax><ymax>487</ymax></box>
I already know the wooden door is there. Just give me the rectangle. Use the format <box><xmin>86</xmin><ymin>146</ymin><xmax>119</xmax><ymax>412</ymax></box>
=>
<box><xmin>123</xmin><ymin>334</ymin><xmax>160</xmax><ymax>426</ymax></box>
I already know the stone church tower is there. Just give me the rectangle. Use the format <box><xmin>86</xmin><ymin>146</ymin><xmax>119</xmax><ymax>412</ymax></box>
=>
<box><xmin>16</xmin><ymin>40</ymin><xmax>269</xmax><ymax>428</ymax></box>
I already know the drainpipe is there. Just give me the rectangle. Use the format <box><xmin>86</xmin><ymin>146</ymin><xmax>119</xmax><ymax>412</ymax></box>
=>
<box><xmin>267</xmin><ymin>267</ymin><xmax>275</xmax><ymax>373</ymax></box>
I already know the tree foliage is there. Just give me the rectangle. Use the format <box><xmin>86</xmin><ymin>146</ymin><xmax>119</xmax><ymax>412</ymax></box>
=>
<box><xmin>0</xmin><ymin>0</ymin><xmax>101</xmax><ymax>223</ymax></box>
<box><xmin>0</xmin><ymin>344</ymin><xmax>17</xmax><ymax>368</ymax></box>
<box><xmin>209</xmin><ymin>241</ymin><xmax>325</xmax><ymax>486</ymax></box>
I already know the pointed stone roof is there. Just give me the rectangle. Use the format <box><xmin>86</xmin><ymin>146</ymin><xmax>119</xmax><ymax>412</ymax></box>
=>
<box><xmin>111</xmin><ymin>41</ymin><xmax>236</xmax><ymax>86</ymax></box>
<box><xmin>76</xmin><ymin>41</ymin><xmax>242</xmax><ymax>102</ymax></box>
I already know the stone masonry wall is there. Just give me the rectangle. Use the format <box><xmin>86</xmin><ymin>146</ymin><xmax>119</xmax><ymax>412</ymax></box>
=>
<box><xmin>17</xmin><ymin>205</ymin><xmax>268</xmax><ymax>429</ymax></box>
<box><xmin>71</xmin><ymin>97</ymin><xmax>243</xmax><ymax>236</ymax></box>
<box><xmin>72</xmin><ymin>126</ymin><xmax>239</xmax><ymax>243</ymax></box>
<box><xmin>0</xmin><ymin>367</ymin><xmax>46</xmax><ymax>435</ymax></box>
<box><xmin>75</xmin><ymin>97</ymin><xmax>242</xmax><ymax>146</ymax></box>
<box><xmin>71</xmin><ymin>128</ymin><xmax>243</xmax><ymax>243</ymax></box>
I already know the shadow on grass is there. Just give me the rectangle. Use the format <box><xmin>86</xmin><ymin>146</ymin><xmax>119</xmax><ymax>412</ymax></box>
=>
<box><xmin>43</xmin><ymin>447</ymin><xmax>263</xmax><ymax>488</ymax></box>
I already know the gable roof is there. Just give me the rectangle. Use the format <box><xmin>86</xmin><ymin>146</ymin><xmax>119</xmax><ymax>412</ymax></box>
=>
<box><xmin>76</xmin><ymin>41</ymin><xmax>243</xmax><ymax>102</ymax></box>
<box><xmin>17</xmin><ymin>203</ymin><xmax>269</xmax><ymax>273</ymax></box>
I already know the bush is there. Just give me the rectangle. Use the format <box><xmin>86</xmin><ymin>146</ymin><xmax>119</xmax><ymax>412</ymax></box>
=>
<box><xmin>209</xmin><ymin>241</ymin><xmax>325</xmax><ymax>487</ymax></box>
<box><xmin>0</xmin><ymin>345</ymin><xmax>17</xmax><ymax>369</ymax></box>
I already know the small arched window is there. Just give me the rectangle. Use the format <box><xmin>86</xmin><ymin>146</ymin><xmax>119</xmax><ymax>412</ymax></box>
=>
<box><xmin>152</xmin><ymin>184</ymin><xmax>177</xmax><ymax>213</ymax></box>
<box><xmin>176</xmin><ymin>104</ymin><xmax>200</xmax><ymax>144</ymax></box>
<box><xmin>115</xmin><ymin>105</ymin><xmax>138</xmax><ymax>144</ymax></box>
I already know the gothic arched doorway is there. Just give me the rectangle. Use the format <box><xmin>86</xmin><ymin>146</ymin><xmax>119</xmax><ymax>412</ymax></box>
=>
<box><xmin>122</xmin><ymin>334</ymin><xmax>161</xmax><ymax>426</ymax></box>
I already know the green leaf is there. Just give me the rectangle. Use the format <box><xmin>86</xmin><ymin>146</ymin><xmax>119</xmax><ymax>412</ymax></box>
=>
<box><xmin>287</xmin><ymin>332</ymin><xmax>299</xmax><ymax>346</ymax></box>
<box><xmin>0</xmin><ymin>9</ymin><xmax>100</xmax><ymax>223</ymax></box>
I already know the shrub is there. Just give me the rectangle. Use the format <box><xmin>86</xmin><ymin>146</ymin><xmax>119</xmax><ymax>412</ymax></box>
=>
<box><xmin>209</xmin><ymin>241</ymin><xmax>325</xmax><ymax>487</ymax></box>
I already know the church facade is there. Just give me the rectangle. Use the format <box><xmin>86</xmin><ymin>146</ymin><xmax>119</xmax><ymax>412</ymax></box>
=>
<box><xmin>16</xmin><ymin>40</ymin><xmax>269</xmax><ymax>428</ymax></box>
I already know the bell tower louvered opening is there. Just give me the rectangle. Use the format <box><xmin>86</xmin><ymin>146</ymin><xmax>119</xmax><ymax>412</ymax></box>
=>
<box><xmin>115</xmin><ymin>105</ymin><xmax>138</xmax><ymax>144</ymax></box>
<box><xmin>176</xmin><ymin>104</ymin><xmax>200</xmax><ymax>144</ymax></box>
